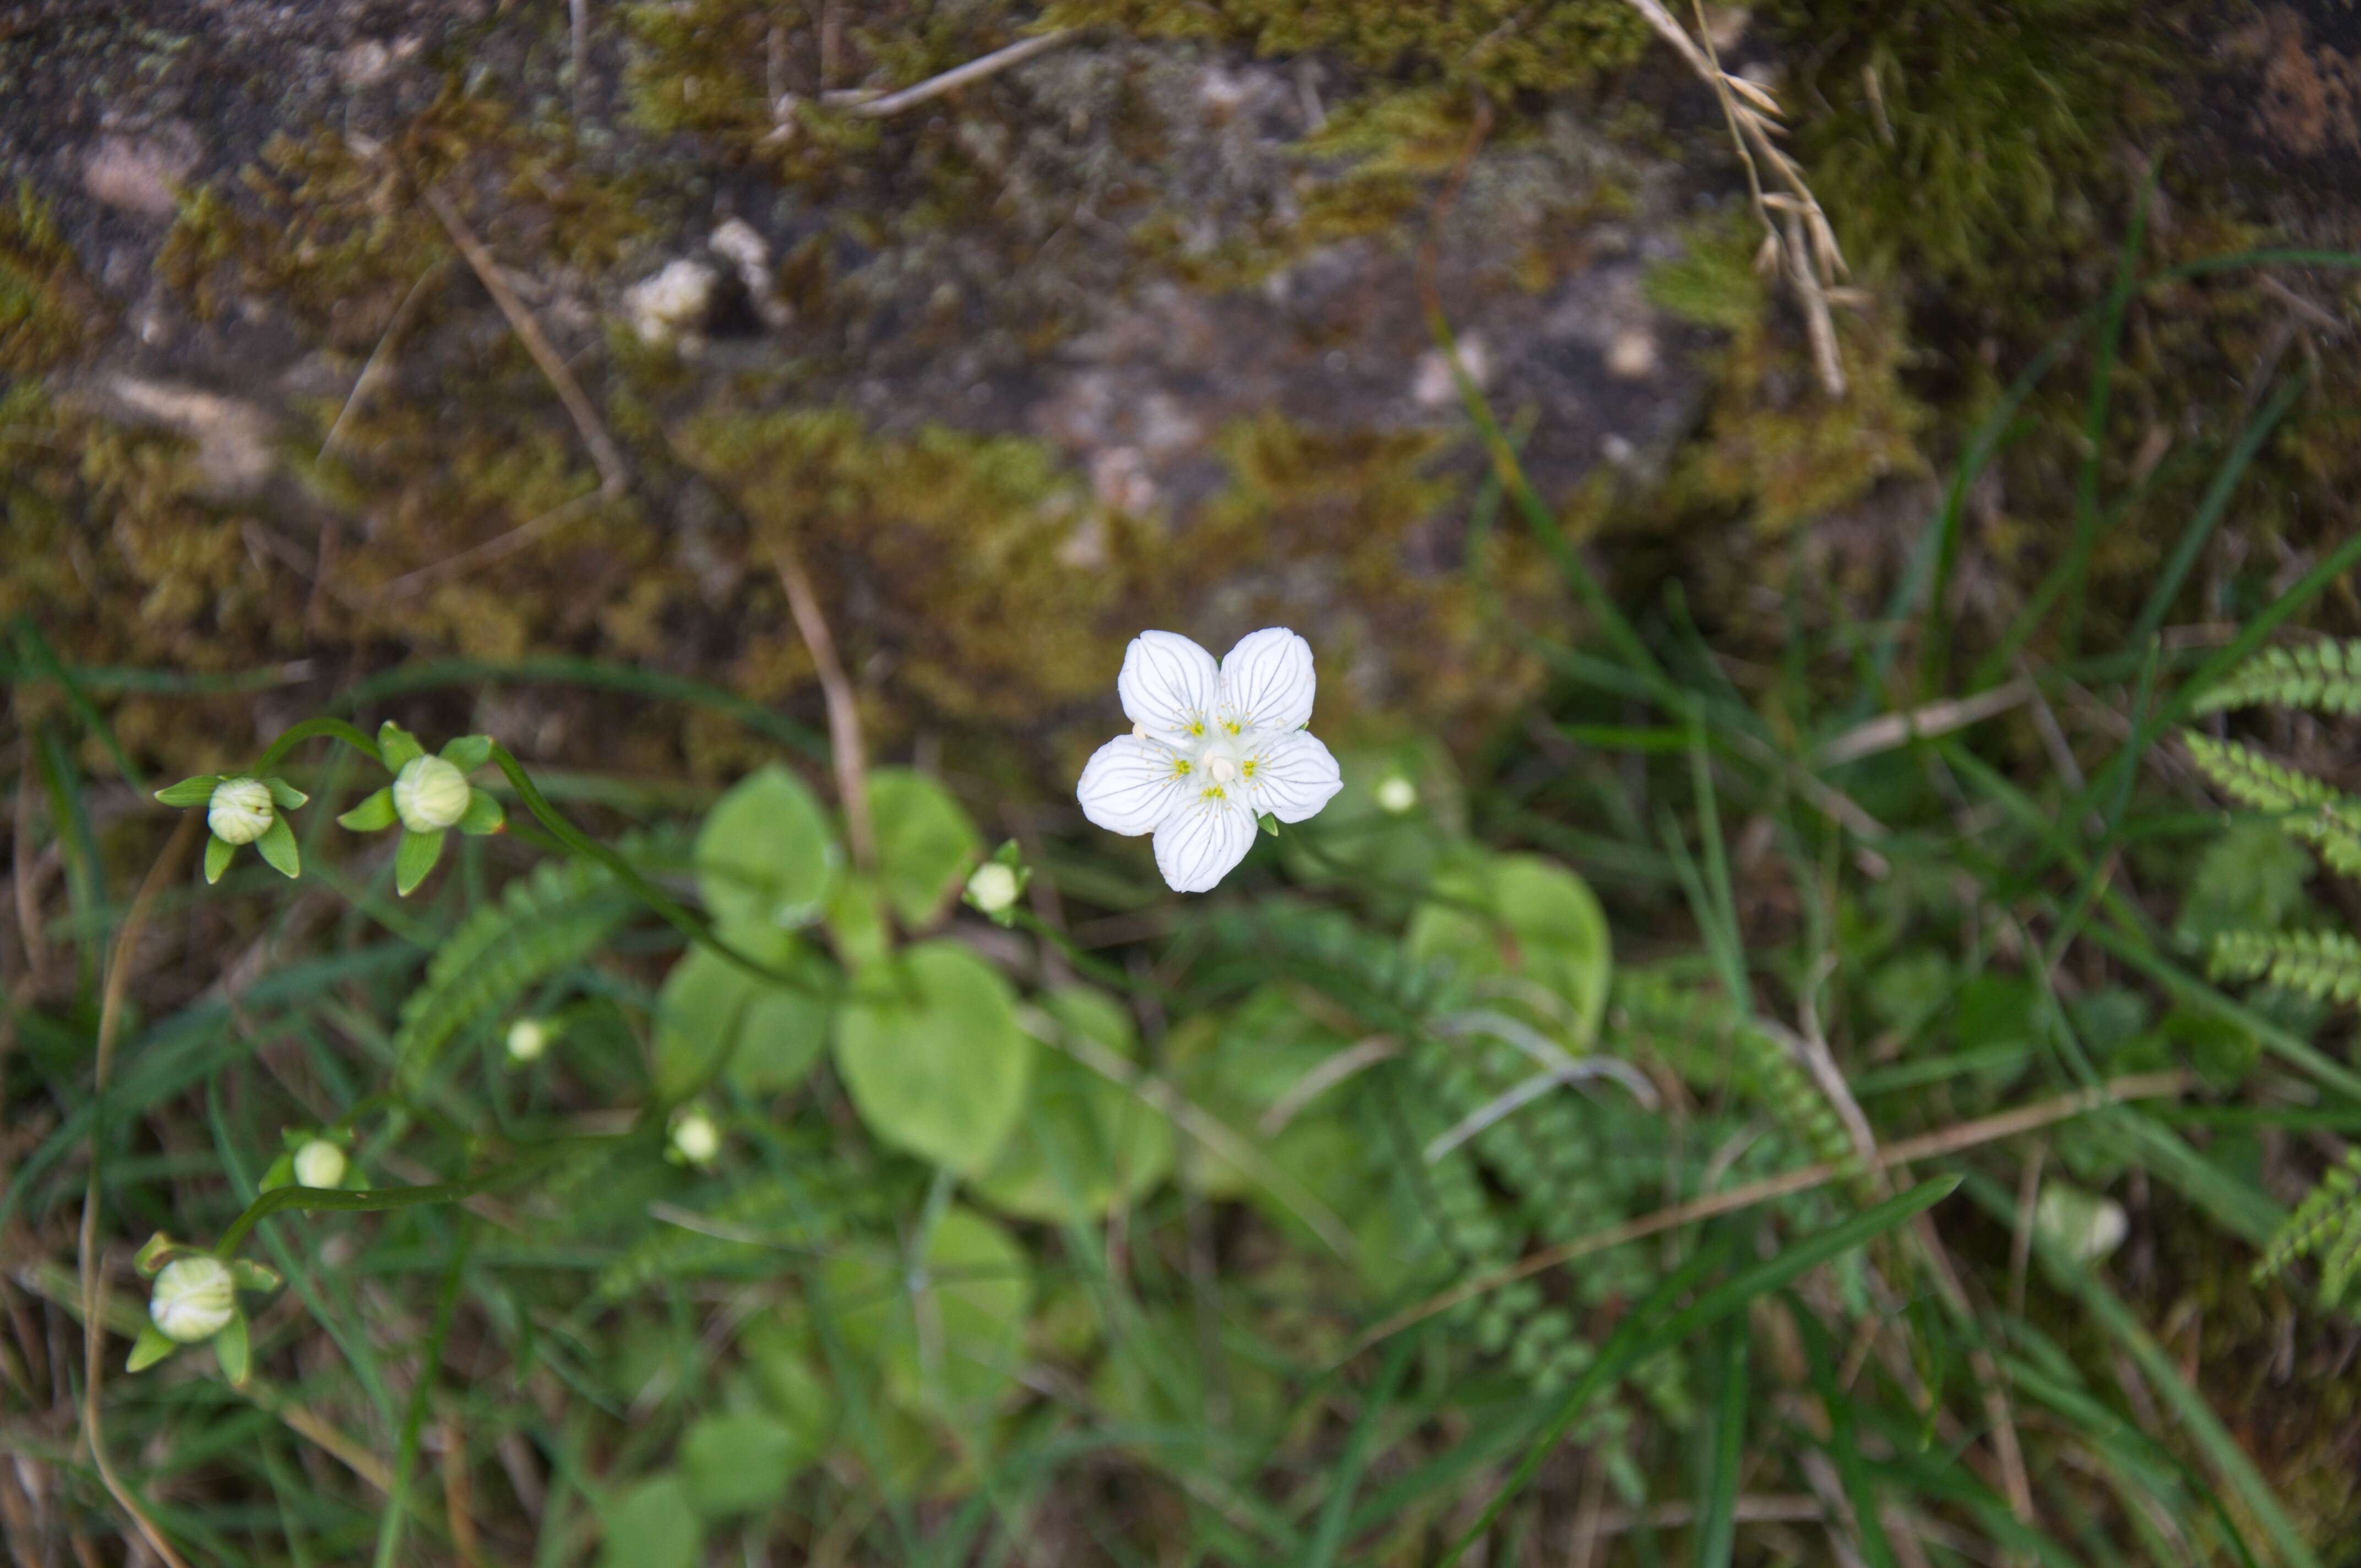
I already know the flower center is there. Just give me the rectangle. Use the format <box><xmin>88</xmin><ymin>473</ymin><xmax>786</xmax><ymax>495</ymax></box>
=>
<box><xmin>1195</xmin><ymin>733</ymin><xmax>1247</xmax><ymax>791</ymax></box>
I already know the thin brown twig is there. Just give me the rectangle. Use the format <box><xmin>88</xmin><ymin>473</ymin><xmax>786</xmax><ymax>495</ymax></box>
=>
<box><xmin>1348</xmin><ymin>1070</ymin><xmax>2193</xmax><ymax>1357</ymax></box>
<box><xmin>78</xmin><ymin>813</ymin><xmax>200</xmax><ymax>1568</ymax></box>
<box><xmin>374</xmin><ymin>189</ymin><xmax>628</xmax><ymax>602</ymax></box>
<box><xmin>763</xmin><ymin>536</ymin><xmax>874</xmax><ymax>870</ymax></box>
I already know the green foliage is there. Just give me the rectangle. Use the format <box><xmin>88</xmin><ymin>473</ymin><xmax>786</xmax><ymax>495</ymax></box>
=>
<box><xmin>2182</xmin><ymin>731</ymin><xmax>2361</xmax><ymax>875</ymax></box>
<box><xmin>696</xmin><ymin>764</ymin><xmax>840</xmax><ymax>935</ymax></box>
<box><xmin>392</xmin><ymin>856</ymin><xmax>636</xmax><ymax>1086</ymax></box>
<box><xmin>599</xmin><ymin>1474</ymin><xmax>701</xmax><ymax>1568</ymax></box>
<box><xmin>2253</xmin><ymin>1150</ymin><xmax>2361</xmax><ymax>1308</ymax></box>
<box><xmin>2210</xmin><ymin>931</ymin><xmax>2361</xmax><ymax>1007</ymax></box>
<box><xmin>830</xmin><ymin>940</ymin><xmax>1035</xmax><ymax>1174</ymax></box>
<box><xmin>867</xmin><ymin>767</ymin><xmax>982</xmax><ymax>930</ymax></box>
<box><xmin>2196</xmin><ymin>638</ymin><xmax>2361</xmax><ymax>717</ymax></box>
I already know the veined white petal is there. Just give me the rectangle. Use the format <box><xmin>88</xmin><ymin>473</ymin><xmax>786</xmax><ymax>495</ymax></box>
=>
<box><xmin>1119</xmin><ymin>631</ymin><xmax>1221</xmax><ymax>741</ymax></box>
<box><xmin>1218</xmin><ymin>627</ymin><xmax>1316</xmax><ymax>733</ymax></box>
<box><xmin>1152</xmin><ymin>792</ymin><xmax>1256</xmax><ymax>892</ymax></box>
<box><xmin>1244</xmin><ymin>728</ymin><xmax>1343</xmax><ymax>823</ymax></box>
<box><xmin>1077</xmin><ymin>734</ymin><xmax>1192</xmax><ymax>836</ymax></box>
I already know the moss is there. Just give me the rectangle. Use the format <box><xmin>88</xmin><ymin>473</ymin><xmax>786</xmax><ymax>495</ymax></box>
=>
<box><xmin>680</xmin><ymin>407</ymin><xmax>1138</xmax><ymax>744</ymax></box>
<box><xmin>0</xmin><ymin>183</ymin><xmax>98</xmax><ymax>378</ymax></box>
<box><xmin>1648</xmin><ymin>217</ymin><xmax>1929</xmax><ymax>539</ymax></box>
<box><xmin>1771</xmin><ymin>0</ymin><xmax>2175</xmax><ymax>291</ymax></box>
<box><xmin>1042</xmin><ymin>0</ymin><xmax>1649</xmax><ymax>99</ymax></box>
<box><xmin>159</xmin><ymin>81</ymin><xmax>655</xmax><ymax>347</ymax></box>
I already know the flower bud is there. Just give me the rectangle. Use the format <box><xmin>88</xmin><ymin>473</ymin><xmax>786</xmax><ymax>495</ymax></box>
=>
<box><xmin>1374</xmin><ymin>775</ymin><xmax>1418</xmax><ymax>814</ymax></box>
<box><xmin>669</xmin><ymin>1106</ymin><xmax>721</xmax><ymax>1167</ymax></box>
<box><xmin>2034</xmin><ymin>1184</ymin><xmax>2128</xmax><ymax>1262</ymax></box>
<box><xmin>392</xmin><ymin>755</ymin><xmax>470</xmax><ymax>832</ymax></box>
<box><xmin>966</xmin><ymin>861</ymin><xmax>1020</xmax><ymax>915</ymax></box>
<box><xmin>292</xmin><ymin>1139</ymin><xmax>347</xmax><ymax>1189</ymax></box>
<box><xmin>507</xmin><ymin>1017</ymin><xmax>551</xmax><ymax>1063</ymax></box>
<box><xmin>150</xmin><ymin>1256</ymin><xmax>237</xmax><ymax>1343</ymax></box>
<box><xmin>207</xmin><ymin>777</ymin><xmax>276</xmax><ymax>845</ymax></box>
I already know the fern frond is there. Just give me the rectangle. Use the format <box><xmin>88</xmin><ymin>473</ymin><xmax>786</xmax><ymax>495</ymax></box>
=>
<box><xmin>2194</xmin><ymin>639</ymin><xmax>2361</xmax><ymax>717</ymax></box>
<box><xmin>2253</xmin><ymin>1149</ymin><xmax>2361</xmax><ymax>1305</ymax></box>
<box><xmin>394</xmin><ymin>857</ymin><xmax>634</xmax><ymax>1085</ymax></box>
<box><xmin>1609</xmin><ymin>972</ymin><xmax>1863</xmax><ymax>1182</ymax></box>
<box><xmin>2180</xmin><ymin>733</ymin><xmax>2338</xmax><ymax>814</ymax></box>
<box><xmin>2208</xmin><ymin>929</ymin><xmax>2361</xmax><ymax>1004</ymax></box>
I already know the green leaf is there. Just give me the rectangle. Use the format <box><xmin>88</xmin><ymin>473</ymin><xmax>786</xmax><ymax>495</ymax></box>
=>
<box><xmin>456</xmin><ymin>787</ymin><xmax>505</xmax><ymax>836</ymax></box>
<box><xmin>126</xmin><ymin>1322</ymin><xmax>178</xmax><ymax>1373</ymax></box>
<box><xmin>394</xmin><ymin>827</ymin><xmax>445</xmax><ymax>896</ymax></box>
<box><xmin>204</xmin><ymin>834</ymin><xmax>233</xmax><ymax>885</ymax></box>
<box><xmin>262</xmin><ymin>777</ymin><xmax>309</xmax><ymax>810</ymax></box>
<box><xmin>1409</xmin><ymin>851</ymin><xmax>1613</xmax><ymax>1041</ymax></box>
<box><xmin>438</xmin><ymin>733</ymin><xmax>494</xmax><ymax>772</ymax></box>
<box><xmin>831</xmin><ymin>941</ymin><xmax>1032</xmax><ymax>1174</ymax></box>
<box><xmin>823</xmin><ymin>874</ymin><xmax>891</xmax><ymax>970</ymax></box>
<box><xmin>655</xmin><ymin>930</ymin><xmax>834</xmax><ymax>1099</ymax></box>
<box><xmin>869</xmin><ymin>767</ymin><xmax>982</xmax><ymax>929</ymax></box>
<box><xmin>214</xmin><ymin>1309</ymin><xmax>251</xmax><ymax>1386</ymax></box>
<box><xmin>231</xmin><ymin>1259</ymin><xmax>282</xmax><ymax>1291</ymax></box>
<box><xmin>253</xmin><ymin>814</ymin><xmax>301</xmax><ymax>879</ymax></box>
<box><xmin>377</xmin><ymin>721</ymin><xmax>425</xmax><ymax>771</ymax></box>
<box><xmin>826</xmin><ymin>1206</ymin><xmax>1032</xmax><ymax>1417</ymax></box>
<box><xmin>975</xmin><ymin>987</ymin><xmax>1174</xmax><ymax>1223</ymax></box>
<box><xmin>738</xmin><ymin>1318</ymin><xmax>837</xmax><ymax>1456</ymax></box>
<box><xmin>680</xmin><ymin>1412</ymin><xmax>799</xmax><ymax>1516</ymax></box>
<box><xmin>338</xmin><ymin>786</ymin><xmax>398</xmax><ymax>832</ymax></box>
<box><xmin>597</xmin><ymin>1474</ymin><xmax>701</xmax><ymax>1568</ymax></box>
<box><xmin>696</xmin><ymin>765</ymin><xmax>839</xmax><ymax>933</ymax></box>
<box><xmin>155</xmin><ymin>775</ymin><xmax>220</xmax><ymax>807</ymax></box>
<box><xmin>1285</xmin><ymin>735</ymin><xmax>1467</xmax><ymax>892</ymax></box>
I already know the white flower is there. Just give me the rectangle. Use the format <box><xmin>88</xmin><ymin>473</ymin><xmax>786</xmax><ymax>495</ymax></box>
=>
<box><xmin>507</xmin><ymin>1017</ymin><xmax>551</xmax><ymax>1063</ymax></box>
<box><xmin>292</xmin><ymin>1139</ymin><xmax>347</xmax><ymax>1189</ymax></box>
<box><xmin>207</xmin><ymin>777</ymin><xmax>275</xmax><ymax>845</ymax></box>
<box><xmin>966</xmin><ymin>861</ymin><xmax>1020</xmax><ymax>914</ymax></box>
<box><xmin>392</xmin><ymin>755</ymin><xmax>470</xmax><ymax>832</ymax></box>
<box><xmin>150</xmin><ymin>1256</ymin><xmax>237</xmax><ymax>1343</ymax></box>
<box><xmin>1076</xmin><ymin>628</ymin><xmax>1343</xmax><ymax>893</ymax></box>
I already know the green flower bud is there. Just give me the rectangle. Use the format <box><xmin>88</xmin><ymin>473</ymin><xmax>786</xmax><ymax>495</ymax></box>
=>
<box><xmin>292</xmin><ymin>1139</ymin><xmax>347</xmax><ymax>1189</ymax></box>
<box><xmin>965</xmin><ymin>861</ymin><xmax>1020</xmax><ymax>915</ymax></box>
<box><xmin>207</xmin><ymin>777</ymin><xmax>276</xmax><ymax>845</ymax></box>
<box><xmin>1374</xmin><ymin>775</ymin><xmax>1418</xmax><ymax>814</ymax></box>
<box><xmin>392</xmin><ymin>755</ymin><xmax>470</xmax><ymax>832</ymax></box>
<box><xmin>150</xmin><ymin>1256</ymin><xmax>236</xmax><ymax>1343</ymax></box>
<box><xmin>2034</xmin><ymin>1184</ymin><xmax>2128</xmax><ymax>1262</ymax></box>
<box><xmin>668</xmin><ymin>1105</ymin><xmax>721</xmax><ymax>1167</ymax></box>
<box><xmin>507</xmin><ymin>1017</ymin><xmax>551</xmax><ymax>1063</ymax></box>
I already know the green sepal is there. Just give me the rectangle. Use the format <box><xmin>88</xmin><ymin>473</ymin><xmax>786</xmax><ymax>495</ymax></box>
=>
<box><xmin>263</xmin><ymin>777</ymin><xmax>309</xmax><ymax>810</ymax></box>
<box><xmin>126</xmin><ymin>1322</ymin><xmax>179</xmax><ymax>1373</ymax></box>
<box><xmin>214</xmin><ymin>1310</ymin><xmax>251</xmax><ymax>1386</ymax></box>
<box><xmin>258</xmin><ymin>1152</ymin><xmax>295</xmax><ymax>1193</ymax></box>
<box><xmin>232</xmin><ymin>1259</ymin><xmax>283</xmax><ymax>1292</ymax></box>
<box><xmin>253</xmin><ymin>814</ymin><xmax>302</xmax><ymax>879</ymax></box>
<box><xmin>456</xmin><ymin>787</ymin><xmax>505</xmax><ymax>836</ymax></box>
<box><xmin>989</xmin><ymin>838</ymin><xmax>1024</xmax><ymax>867</ymax></box>
<box><xmin>204</xmin><ymin>835</ymin><xmax>234</xmax><ymax>885</ymax></box>
<box><xmin>134</xmin><ymin>1232</ymin><xmax>179</xmax><ymax>1276</ymax></box>
<box><xmin>377</xmin><ymin>722</ymin><xmax>426</xmax><ymax>771</ymax></box>
<box><xmin>1258</xmin><ymin>812</ymin><xmax>1280</xmax><ymax>838</ymax></box>
<box><xmin>338</xmin><ymin>786</ymin><xmax>398</xmax><ymax>832</ymax></box>
<box><xmin>155</xmin><ymin>775</ymin><xmax>221</xmax><ymax>808</ymax></box>
<box><xmin>439</xmin><ymin>733</ymin><xmax>495</xmax><ymax>772</ymax></box>
<box><xmin>394</xmin><ymin>827</ymin><xmax>445</xmax><ymax>896</ymax></box>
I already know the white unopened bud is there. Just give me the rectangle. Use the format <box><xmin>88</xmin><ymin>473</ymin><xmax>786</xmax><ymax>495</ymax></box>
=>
<box><xmin>208</xmin><ymin>777</ymin><xmax>276</xmax><ymax>845</ymax></box>
<box><xmin>507</xmin><ymin>1017</ymin><xmax>551</xmax><ymax>1062</ymax></box>
<box><xmin>151</xmin><ymin>1256</ymin><xmax>237</xmax><ymax>1343</ymax></box>
<box><xmin>966</xmin><ymin>862</ymin><xmax>1020</xmax><ymax>914</ymax></box>
<box><xmin>2034</xmin><ymin>1185</ymin><xmax>2128</xmax><ymax>1262</ymax></box>
<box><xmin>392</xmin><ymin>755</ymin><xmax>470</xmax><ymax>832</ymax></box>
<box><xmin>292</xmin><ymin>1139</ymin><xmax>347</xmax><ymax>1189</ymax></box>
<box><xmin>1374</xmin><ymin>775</ymin><xmax>1418</xmax><ymax>814</ymax></box>
<box><xmin>669</xmin><ymin>1106</ymin><xmax>721</xmax><ymax>1167</ymax></box>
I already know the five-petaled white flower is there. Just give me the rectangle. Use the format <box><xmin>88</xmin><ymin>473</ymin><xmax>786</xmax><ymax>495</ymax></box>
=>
<box><xmin>1076</xmin><ymin>628</ymin><xmax>1343</xmax><ymax>893</ymax></box>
